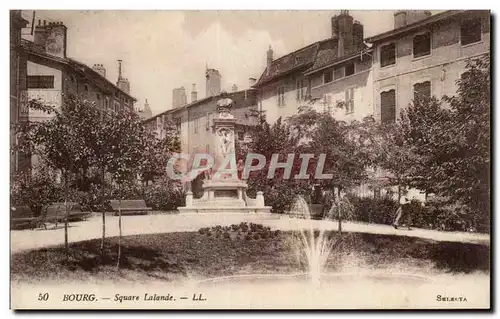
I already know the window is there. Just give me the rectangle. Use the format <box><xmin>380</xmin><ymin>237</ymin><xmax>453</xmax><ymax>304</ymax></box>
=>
<box><xmin>461</xmin><ymin>18</ymin><xmax>482</xmax><ymax>46</ymax></box>
<box><xmin>27</xmin><ymin>75</ymin><xmax>54</xmax><ymax>89</ymax></box>
<box><xmin>84</xmin><ymin>84</ymin><xmax>89</xmax><ymax>92</ymax></box>
<box><xmin>380</xmin><ymin>89</ymin><xmax>396</xmax><ymax>124</ymax></box>
<box><xmin>105</xmin><ymin>98</ymin><xmax>109</xmax><ymax>110</ymax></box>
<box><xmin>345</xmin><ymin>63</ymin><xmax>355</xmax><ymax>76</ymax></box>
<box><xmin>114</xmin><ymin>101</ymin><xmax>120</xmax><ymax>112</ymax></box>
<box><xmin>413</xmin><ymin>81</ymin><xmax>431</xmax><ymax>101</ymax></box>
<box><xmin>237</xmin><ymin>132</ymin><xmax>244</xmax><ymax>141</ymax></box>
<box><xmin>206</xmin><ymin>113</ymin><xmax>211</xmax><ymax>130</ymax></box>
<box><xmin>194</xmin><ymin>118</ymin><xmax>199</xmax><ymax>134</ymax></box>
<box><xmin>413</xmin><ymin>32</ymin><xmax>431</xmax><ymax>58</ymax></box>
<box><xmin>380</xmin><ymin>43</ymin><xmax>396</xmax><ymax>67</ymax></box>
<box><xmin>96</xmin><ymin>93</ymin><xmax>101</xmax><ymax>100</ymax></box>
<box><xmin>296</xmin><ymin>79</ymin><xmax>307</xmax><ymax>100</ymax></box>
<box><xmin>345</xmin><ymin>88</ymin><xmax>355</xmax><ymax>114</ymax></box>
<box><xmin>277</xmin><ymin>85</ymin><xmax>285</xmax><ymax>106</ymax></box>
<box><xmin>334</xmin><ymin>67</ymin><xmax>344</xmax><ymax>80</ymax></box>
<box><xmin>323</xmin><ymin>71</ymin><xmax>333</xmax><ymax>84</ymax></box>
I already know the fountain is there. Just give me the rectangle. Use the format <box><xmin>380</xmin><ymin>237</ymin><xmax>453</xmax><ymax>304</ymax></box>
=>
<box><xmin>289</xmin><ymin>195</ymin><xmax>338</xmax><ymax>286</ymax></box>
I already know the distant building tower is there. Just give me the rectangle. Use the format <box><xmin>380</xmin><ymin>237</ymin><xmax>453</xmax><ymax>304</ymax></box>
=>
<box><xmin>116</xmin><ymin>60</ymin><xmax>131</xmax><ymax>93</ymax></box>
<box><xmin>136</xmin><ymin>98</ymin><xmax>152</xmax><ymax>120</ymax></box>
<box><xmin>231</xmin><ymin>84</ymin><xmax>238</xmax><ymax>92</ymax></box>
<box><xmin>191</xmin><ymin>83</ymin><xmax>198</xmax><ymax>103</ymax></box>
<box><xmin>172</xmin><ymin>87</ymin><xmax>187</xmax><ymax>108</ymax></box>
<box><xmin>205</xmin><ymin>68</ymin><xmax>221</xmax><ymax>98</ymax></box>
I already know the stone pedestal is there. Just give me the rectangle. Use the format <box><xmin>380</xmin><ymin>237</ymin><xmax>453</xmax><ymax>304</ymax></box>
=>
<box><xmin>177</xmin><ymin>96</ymin><xmax>272</xmax><ymax>215</ymax></box>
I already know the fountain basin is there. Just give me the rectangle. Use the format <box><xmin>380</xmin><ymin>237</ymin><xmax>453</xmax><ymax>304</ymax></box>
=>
<box><xmin>193</xmin><ymin>272</ymin><xmax>489</xmax><ymax>309</ymax></box>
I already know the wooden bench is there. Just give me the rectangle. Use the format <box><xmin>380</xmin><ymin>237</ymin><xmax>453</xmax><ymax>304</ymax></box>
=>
<box><xmin>11</xmin><ymin>206</ymin><xmax>37</xmax><ymax>230</ymax></box>
<box><xmin>36</xmin><ymin>202</ymin><xmax>92</xmax><ymax>230</ymax></box>
<box><xmin>110</xmin><ymin>199</ymin><xmax>152</xmax><ymax>216</ymax></box>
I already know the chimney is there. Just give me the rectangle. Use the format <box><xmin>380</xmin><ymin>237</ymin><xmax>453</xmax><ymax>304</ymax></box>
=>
<box><xmin>231</xmin><ymin>84</ymin><xmax>238</xmax><ymax>92</ymax></box>
<box><xmin>248</xmin><ymin>77</ymin><xmax>256</xmax><ymax>88</ymax></box>
<box><xmin>394</xmin><ymin>10</ymin><xmax>431</xmax><ymax>29</ymax></box>
<box><xmin>191</xmin><ymin>83</ymin><xmax>198</xmax><ymax>103</ymax></box>
<box><xmin>353</xmin><ymin>21</ymin><xmax>364</xmax><ymax>51</ymax></box>
<box><xmin>331</xmin><ymin>15</ymin><xmax>339</xmax><ymax>38</ymax></box>
<box><xmin>34</xmin><ymin>21</ymin><xmax>68</xmax><ymax>58</ymax></box>
<box><xmin>92</xmin><ymin>64</ymin><xmax>106</xmax><ymax>78</ymax></box>
<box><xmin>266</xmin><ymin>45</ymin><xmax>273</xmax><ymax>74</ymax></box>
<box><xmin>337</xmin><ymin>10</ymin><xmax>354</xmax><ymax>57</ymax></box>
<box><xmin>116</xmin><ymin>60</ymin><xmax>131</xmax><ymax>93</ymax></box>
<box><xmin>393</xmin><ymin>11</ymin><xmax>407</xmax><ymax>28</ymax></box>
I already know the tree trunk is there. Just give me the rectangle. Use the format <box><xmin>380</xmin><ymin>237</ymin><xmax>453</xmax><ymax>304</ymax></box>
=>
<box><xmin>63</xmin><ymin>170</ymin><xmax>69</xmax><ymax>261</ymax></box>
<box><xmin>116</xmin><ymin>184</ymin><xmax>122</xmax><ymax>269</ymax></box>
<box><xmin>337</xmin><ymin>187</ymin><xmax>342</xmax><ymax>233</ymax></box>
<box><xmin>100</xmin><ymin>166</ymin><xmax>106</xmax><ymax>257</ymax></box>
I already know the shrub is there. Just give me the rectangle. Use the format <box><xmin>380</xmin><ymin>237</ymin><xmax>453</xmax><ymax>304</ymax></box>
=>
<box><xmin>11</xmin><ymin>167</ymin><xmax>63</xmax><ymax>216</ymax></box>
<box><xmin>223</xmin><ymin>232</ymin><xmax>230</xmax><ymax>239</ymax></box>
<box><xmin>143</xmin><ymin>177</ymin><xmax>185</xmax><ymax>211</ymax></box>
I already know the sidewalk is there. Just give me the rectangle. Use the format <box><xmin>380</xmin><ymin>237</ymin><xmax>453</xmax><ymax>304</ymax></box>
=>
<box><xmin>10</xmin><ymin>214</ymin><xmax>490</xmax><ymax>253</ymax></box>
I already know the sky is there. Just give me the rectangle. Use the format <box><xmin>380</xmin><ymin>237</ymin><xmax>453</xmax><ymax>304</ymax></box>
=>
<box><xmin>20</xmin><ymin>10</ymin><xmax>435</xmax><ymax>116</ymax></box>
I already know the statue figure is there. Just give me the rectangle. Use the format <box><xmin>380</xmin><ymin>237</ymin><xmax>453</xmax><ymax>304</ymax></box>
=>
<box><xmin>218</xmin><ymin>128</ymin><xmax>234</xmax><ymax>156</ymax></box>
<box><xmin>216</xmin><ymin>98</ymin><xmax>235</xmax><ymax>119</ymax></box>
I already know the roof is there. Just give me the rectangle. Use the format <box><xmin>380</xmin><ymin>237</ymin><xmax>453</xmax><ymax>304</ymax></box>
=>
<box><xmin>364</xmin><ymin>10</ymin><xmax>464</xmax><ymax>43</ymax></box>
<box><xmin>253</xmin><ymin>39</ymin><xmax>334</xmax><ymax>88</ymax></box>
<box><xmin>304</xmin><ymin>44</ymin><xmax>372</xmax><ymax>75</ymax></box>
<box><xmin>145</xmin><ymin>89</ymin><xmax>257</xmax><ymax>124</ymax></box>
<box><xmin>20</xmin><ymin>39</ymin><xmax>137</xmax><ymax>102</ymax></box>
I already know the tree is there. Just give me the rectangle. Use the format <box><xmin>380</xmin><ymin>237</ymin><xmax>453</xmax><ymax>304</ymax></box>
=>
<box><xmin>396</xmin><ymin>55</ymin><xmax>490</xmax><ymax>230</ymax></box>
<box><xmin>17</xmin><ymin>94</ymin><xmax>99</xmax><ymax>259</ymax></box>
<box><xmin>104</xmin><ymin>110</ymin><xmax>145</xmax><ymax>268</ymax></box>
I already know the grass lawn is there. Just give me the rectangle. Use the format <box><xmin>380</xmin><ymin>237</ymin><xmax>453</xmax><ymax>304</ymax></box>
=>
<box><xmin>11</xmin><ymin>223</ymin><xmax>490</xmax><ymax>284</ymax></box>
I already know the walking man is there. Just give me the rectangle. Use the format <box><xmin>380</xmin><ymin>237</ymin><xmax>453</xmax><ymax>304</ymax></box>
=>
<box><xmin>393</xmin><ymin>197</ymin><xmax>411</xmax><ymax>230</ymax></box>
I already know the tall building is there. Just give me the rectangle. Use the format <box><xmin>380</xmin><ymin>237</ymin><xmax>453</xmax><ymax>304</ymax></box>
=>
<box><xmin>19</xmin><ymin>18</ymin><xmax>137</xmax><ymax>169</ymax></box>
<box><xmin>10</xmin><ymin>10</ymin><xmax>29</xmax><ymax>174</ymax></box>
<box><xmin>365</xmin><ymin>10</ymin><xmax>490</xmax><ymax>124</ymax></box>
<box><xmin>205</xmin><ymin>68</ymin><xmax>221</xmax><ymax>98</ymax></box>
<box><xmin>172</xmin><ymin>87</ymin><xmax>187</xmax><ymax>108</ymax></box>
<box><xmin>253</xmin><ymin>10</ymin><xmax>368</xmax><ymax>124</ymax></box>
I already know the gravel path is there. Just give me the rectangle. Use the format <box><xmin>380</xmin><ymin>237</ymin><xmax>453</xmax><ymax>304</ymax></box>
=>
<box><xmin>10</xmin><ymin>213</ymin><xmax>490</xmax><ymax>253</ymax></box>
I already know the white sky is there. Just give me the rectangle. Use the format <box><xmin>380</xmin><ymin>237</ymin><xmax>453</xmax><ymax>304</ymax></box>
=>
<box><xmin>21</xmin><ymin>10</ymin><xmax>440</xmax><ymax>115</ymax></box>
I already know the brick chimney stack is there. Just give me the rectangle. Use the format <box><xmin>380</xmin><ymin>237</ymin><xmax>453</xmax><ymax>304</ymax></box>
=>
<box><xmin>266</xmin><ymin>45</ymin><xmax>273</xmax><ymax>75</ymax></box>
<box><xmin>92</xmin><ymin>64</ymin><xmax>106</xmax><ymax>78</ymax></box>
<box><xmin>34</xmin><ymin>20</ymin><xmax>67</xmax><ymax>58</ymax></box>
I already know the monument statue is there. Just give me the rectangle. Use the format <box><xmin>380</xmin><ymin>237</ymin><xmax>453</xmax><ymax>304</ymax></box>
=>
<box><xmin>178</xmin><ymin>95</ymin><xmax>270</xmax><ymax>214</ymax></box>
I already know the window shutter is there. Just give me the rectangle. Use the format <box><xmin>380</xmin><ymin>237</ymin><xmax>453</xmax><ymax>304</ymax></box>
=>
<box><xmin>380</xmin><ymin>89</ymin><xmax>396</xmax><ymax>124</ymax></box>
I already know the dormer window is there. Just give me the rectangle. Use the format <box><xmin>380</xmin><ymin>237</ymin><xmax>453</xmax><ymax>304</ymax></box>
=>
<box><xmin>380</xmin><ymin>43</ymin><xmax>396</xmax><ymax>67</ymax></box>
<box><xmin>461</xmin><ymin>17</ymin><xmax>482</xmax><ymax>46</ymax></box>
<box><xmin>413</xmin><ymin>32</ymin><xmax>431</xmax><ymax>58</ymax></box>
<box><xmin>345</xmin><ymin>63</ymin><xmax>355</xmax><ymax>76</ymax></box>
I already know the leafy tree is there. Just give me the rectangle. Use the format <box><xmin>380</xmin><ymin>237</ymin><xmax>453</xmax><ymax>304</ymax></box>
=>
<box><xmin>17</xmin><ymin>94</ymin><xmax>99</xmax><ymax>259</ymax></box>
<box><xmin>396</xmin><ymin>55</ymin><xmax>490</xmax><ymax>231</ymax></box>
<box><xmin>104</xmin><ymin>110</ymin><xmax>145</xmax><ymax>268</ymax></box>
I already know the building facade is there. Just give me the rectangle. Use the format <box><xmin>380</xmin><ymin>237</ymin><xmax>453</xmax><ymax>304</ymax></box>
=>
<box><xmin>145</xmin><ymin>88</ymin><xmax>258</xmax><ymax>157</ymax></box>
<box><xmin>10</xmin><ymin>11</ymin><xmax>29</xmax><ymax>174</ymax></box>
<box><xmin>18</xmin><ymin>19</ymin><xmax>137</xmax><ymax>169</ymax></box>
<box><xmin>253</xmin><ymin>11</ymin><xmax>371</xmax><ymax>125</ymax></box>
<box><xmin>365</xmin><ymin>10</ymin><xmax>490</xmax><ymax>124</ymax></box>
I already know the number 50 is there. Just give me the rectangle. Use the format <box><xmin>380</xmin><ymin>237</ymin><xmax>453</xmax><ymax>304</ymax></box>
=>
<box><xmin>38</xmin><ymin>293</ymin><xmax>49</xmax><ymax>301</ymax></box>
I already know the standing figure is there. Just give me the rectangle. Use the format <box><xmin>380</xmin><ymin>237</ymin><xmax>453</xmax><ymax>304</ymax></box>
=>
<box><xmin>393</xmin><ymin>197</ymin><xmax>412</xmax><ymax>230</ymax></box>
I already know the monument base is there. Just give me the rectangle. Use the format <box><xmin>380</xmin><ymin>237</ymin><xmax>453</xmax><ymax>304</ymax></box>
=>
<box><xmin>178</xmin><ymin>178</ymin><xmax>271</xmax><ymax>216</ymax></box>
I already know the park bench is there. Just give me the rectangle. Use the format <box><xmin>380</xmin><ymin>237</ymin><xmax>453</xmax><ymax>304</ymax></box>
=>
<box><xmin>11</xmin><ymin>206</ymin><xmax>37</xmax><ymax>230</ymax></box>
<box><xmin>109</xmin><ymin>199</ymin><xmax>152</xmax><ymax>216</ymax></box>
<box><xmin>35</xmin><ymin>202</ymin><xmax>92</xmax><ymax>230</ymax></box>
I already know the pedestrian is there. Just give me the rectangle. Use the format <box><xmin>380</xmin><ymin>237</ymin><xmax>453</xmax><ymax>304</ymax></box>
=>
<box><xmin>393</xmin><ymin>197</ymin><xmax>412</xmax><ymax>230</ymax></box>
